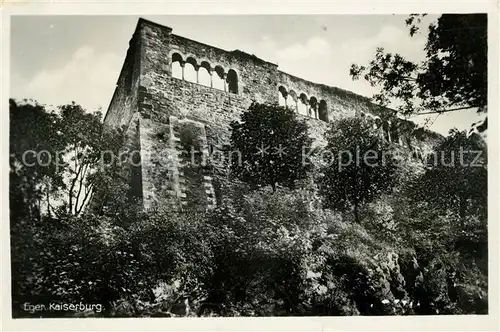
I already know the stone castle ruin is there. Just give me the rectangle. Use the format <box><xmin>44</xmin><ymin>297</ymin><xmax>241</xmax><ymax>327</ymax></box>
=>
<box><xmin>104</xmin><ymin>18</ymin><xmax>440</xmax><ymax>211</ymax></box>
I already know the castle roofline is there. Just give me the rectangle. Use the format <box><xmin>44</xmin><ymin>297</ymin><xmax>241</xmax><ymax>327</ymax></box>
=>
<box><xmin>137</xmin><ymin>18</ymin><xmax>277</xmax><ymax>67</ymax></box>
<box><xmin>135</xmin><ymin>18</ymin><xmax>394</xmax><ymax>117</ymax></box>
<box><xmin>137</xmin><ymin>17</ymin><xmax>173</xmax><ymax>33</ymax></box>
<box><xmin>130</xmin><ymin>18</ymin><xmax>442</xmax><ymax>140</ymax></box>
<box><xmin>277</xmin><ymin>69</ymin><xmax>375</xmax><ymax>108</ymax></box>
<box><xmin>277</xmin><ymin>69</ymin><xmax>442</xmax><ymax>139</ymax></box>
<box><xmin>135</xmin><ymin>18</ymin><xmax>387</xmax><ymax>110</ymax></box>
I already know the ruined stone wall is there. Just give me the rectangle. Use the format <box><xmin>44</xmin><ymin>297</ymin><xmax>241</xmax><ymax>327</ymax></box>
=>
<box><xmin>168</xmin><ymin>34</ymin><xmax>279</xmax><ymax>104</ymax></box>
<box><xmin>278</xmin><ymin>71</ymin><xmax>367</xmax><ymax>122</ymax></box>
<box><xmin>131</xmin><ymin>19</ymin><xmax>285</xmax><ymax>209</ymax></box>
<box><xmin>104</xmin><ymin>18</ymin><xmax>442</xmax><ymax>211</ymax></box>
<box><xmin>135</xmin><ymin>77</ymin><xmax>249</xmax><ymax>209</ymax></box>
<box><xmin>105</xmin><ymin>29</ymin><xmax>142</xmax><ymax>129</ymax></box>
<box><xmin>104</xmin><ymin>29</ymin><xmax>144</xmax><ymax>202</ymax></box>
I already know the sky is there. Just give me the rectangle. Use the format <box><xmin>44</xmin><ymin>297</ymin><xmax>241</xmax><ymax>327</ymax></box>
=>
<box><xmin>10</xmin><ymin>15</ymin><xmax>486</xmax><ymax>136</ymax></box>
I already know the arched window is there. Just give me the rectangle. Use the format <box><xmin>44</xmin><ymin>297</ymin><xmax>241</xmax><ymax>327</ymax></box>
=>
<box><xmin>227</xmin><ymin>69</ymin><xmax>238</xmax><ymax>94</ymax></box>
<box><xmin>391</xmin><ymin>121</ymin><xmax>400</xmax><ymax>145</ymax></box>
<box><xmin>318</xmin><ymin>100</ymin><xmax>328</xmax><ymax>122</ymax></box>
<box><xmin>172</xmin><ymin>62</ymin><xmax>183</xmax><ymax>80</ymax></box>
<box><xmin>213</xmin><ymin>66</ymin><xmax>225</xmax><ymax>91</ymax></box>
<box><xmin>184</xmin><ymin>57</ymin><xmax>197</xmax><ymax>83</ymax></box>
<box><xmin>412</xmin><ymin>146</ymin><xmax>422</xmax><ymax>161</ymax></box>
<box><xmin>171</xmin><ymin>53</ymin><xmax>183</xmax><ymax>79</ymax></box>
<box><xmin>278</xmin><ymin>86</ymin><xmax>287</xmax><ymax>107</ymax></box>
<box><xmin>298</xmin><ymin>93</ymin><xmax>308</xmax><ymax>116</ymax></box>
<box><xmin>198</xmin><ymin>61</ymin><xmax>211</xmax><ymax>87</ymax></box>
<box><xmin>309</xmin><ymin>97</ymin><xmax>318</xmax><ymax>118</ymax></box>
<box><xmin>288</xmin><ymin>90</ymin><xmax>298</xmax><ymax>112</ymax></box>
<box><xmin>383</xmin><ymin>121</ymin><xmax>391</xmax><ymax>142</ymax></box>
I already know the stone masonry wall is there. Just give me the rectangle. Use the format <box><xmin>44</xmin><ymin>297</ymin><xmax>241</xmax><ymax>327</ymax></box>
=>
<box><xmin>104</xmin><ymin>18</ymin><xmax>442</xmax><ymax>211</ymax></box>
<box><xmin>104</xmin><ymin>29</ymin><xmax>144</xmax><ymax>203</ymax></box>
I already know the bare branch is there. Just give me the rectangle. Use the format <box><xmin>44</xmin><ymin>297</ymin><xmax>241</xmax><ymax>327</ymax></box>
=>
<box><xmin>413</xmin><ymin>105</ymin><xmax>484</xmax><ymax>116</ymax></box>
<box><xmin>74</xmin><ymin>162</ymin><xmax>91</xmax><ymax>214</ymax></box>
<box><xmin>68</xmin><ymin>158</ymin><xmax>85</xmax><ymax>214</ymax></box>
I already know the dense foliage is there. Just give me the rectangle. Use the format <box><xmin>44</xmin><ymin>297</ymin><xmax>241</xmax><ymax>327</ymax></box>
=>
<box><xmin>9</xmin><ymin>98</ymin><xmax>487</xmax><ymax>317</ymax></box>
<box><xmin>319</xmin><ymin>117</ymin><xmax>399</xmax><ymax>222</ymax></box>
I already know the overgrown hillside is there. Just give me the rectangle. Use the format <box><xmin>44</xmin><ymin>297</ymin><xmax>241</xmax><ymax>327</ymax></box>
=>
<box><xmin>9</xmin><ymin>99</ymin><xmax>487</xmax><ymax>317</ymax></box>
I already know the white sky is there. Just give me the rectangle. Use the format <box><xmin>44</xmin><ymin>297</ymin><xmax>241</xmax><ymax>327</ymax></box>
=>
<box><xmin>10</xmin><ymin>15</ymin><xmax>485</xmax><ymax>136</ymax></box>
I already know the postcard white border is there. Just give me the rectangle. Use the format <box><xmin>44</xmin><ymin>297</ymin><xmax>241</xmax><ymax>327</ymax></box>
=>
<box><xmin>1</xmin><ymin>1</ymin><xmax>499</xmax><ymax>331</ymax></box>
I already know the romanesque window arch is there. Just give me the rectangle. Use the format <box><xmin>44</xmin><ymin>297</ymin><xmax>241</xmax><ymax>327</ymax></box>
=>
<box><xmin>278</xmin><ymin>86</ymin><xmax>287</xmax><ymax>107</ymax></box>
<box><xmin>199</xmin><ymin>61</ymin><xmax>211</xmax><ymax>87</ymax></box>
<box><xmin>213</xmin><ymin>65</ymin><xmax>225</xmax><ymax>91</ymax></box>
<box><xmin>184</xmin><ymin>57</ymin><xmax>198</xmax><ymax>83</ymax></box>
<box><xmin>411</xmin><ymin>146</ymin><xmax>423</xmax><ymax>161</ymax></box>
<box><xmin>391</xmin><ymin>121</ymin><xmax>401</xmax><ymax>145</ymax></box>
<box><xmin>298</xmin><ymin>93</ymin><xmax>308</xmax><ymax>116</ymax></box>
<box><xmin>309</xmin><ymin>97</ymin><xmax>318</xmax><ymax>119</ymax></box>
<box><xmin>171</xmin><ymin>52</ymin><xmax>184</xmax><ymax>79</ymax></box>
<box><xmin>288</xmin><ymin>90</ymin><xmax>298</xmax><ymax>112</ymax></box>
<box><xmin>318</xmin><ymin>100</ymin><xmax>328</xmax><ymax>122</ymax></box>
<box><xmin>227</xmin><ymin>69</ymin><xmax>238</xmax><ymax>94</ymax></box>
<box><xmin>382</xmin><ymin>121</ymin><xmax>391</xmax><ymax>142</ymax></box>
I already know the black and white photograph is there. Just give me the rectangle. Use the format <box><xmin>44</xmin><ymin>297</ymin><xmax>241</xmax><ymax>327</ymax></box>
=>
<box><xmin>2</xmin><ymin>2</ymin><xmax>498</xmax><ymax>330</ymax></box>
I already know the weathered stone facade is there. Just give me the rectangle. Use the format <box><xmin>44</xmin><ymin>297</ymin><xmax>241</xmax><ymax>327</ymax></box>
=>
<box><xmin>104</xmin><ymin>18</ymin><xmax>441</xmax><ymax>211</ymax></box>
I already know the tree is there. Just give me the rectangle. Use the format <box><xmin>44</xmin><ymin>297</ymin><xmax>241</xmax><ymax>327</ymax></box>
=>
<box><xmin>319</xmin><ymin>117</ymin><xmax>398</xmax><ymax>222</ymax></box>
<box><xmin>229</xmin><ymin>102</ymin><xmax>312</xmax><ymax>192</ymax></box>
<box><xmin>9</xmin><ymin>99</ymin><xmax>133</xmax><ymax>316</ymax></box>
<box><xmin>405</xmin><ymin>128</ymin><xmax>487</xmax><ymax>271</ymax></box>
<box><xmin>391</xmin><ymin>129</ymin><xmax>488</xmax><ymax>314</ymax></box>
<box><xmin>350</xmin><ymin>14</ymin><xmax>487</xmax><ymax>125</ymax></box>
<box><xmin>57</xmin><ymin>102</ymin><xmax>127</xmax><ymax>216</ymax></box>
<box><xmin>9</xmin><ymin>99</ymin><xmax>66</xmax><ymax>220</ymax></box>
<box><xmin>10</xmin><ymin>99</ymin><xmax>128</xmax><ymax>218</ymax></box>
<box><xmin>408</xmin><ymin>129</ymin><xmax>487</xmax><ymax>224</ymax></box>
